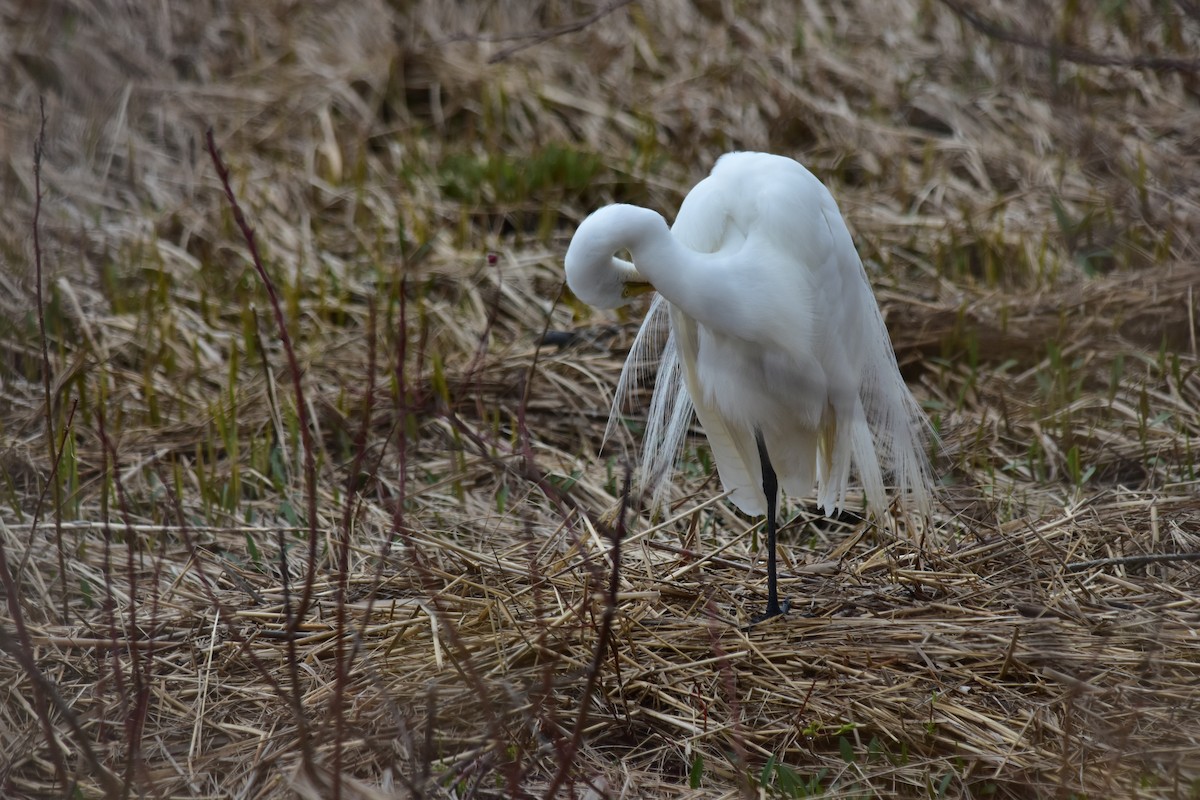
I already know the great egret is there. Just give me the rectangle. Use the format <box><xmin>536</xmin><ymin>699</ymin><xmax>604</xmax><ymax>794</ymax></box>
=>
<box><xmin>565</xmin><ymin>151</ymin><xmax>932</xmax><ymax>621</ymax></box>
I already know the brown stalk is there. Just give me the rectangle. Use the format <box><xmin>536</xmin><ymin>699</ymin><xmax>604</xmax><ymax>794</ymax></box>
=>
<box><xmin>938</xmin><ymin>0</ymin><xmax>1200</xmax><ymax>74</ymax></box>
<box><xmin>544</xmin><ymin>470</ymin><xmax>629</xmax><ymax>798</ymax></box>
<box><xmin>204</xmin><ymin>128</ymin><xmax>320</xmax><ymax>787</ymax></box>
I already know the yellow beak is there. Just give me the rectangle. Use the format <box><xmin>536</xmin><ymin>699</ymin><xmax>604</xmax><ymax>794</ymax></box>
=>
<box><xmin>622</xmin><ymin>281</ymin><xmax>655</xmax><ymax>299</ymax></box>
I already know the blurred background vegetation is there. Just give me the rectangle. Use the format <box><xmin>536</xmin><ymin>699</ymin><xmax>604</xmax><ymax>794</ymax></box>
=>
<box><xmin>1</xmin><ymin>1</ymin><xmax>1198</xmax><ymax>797</ymax></box>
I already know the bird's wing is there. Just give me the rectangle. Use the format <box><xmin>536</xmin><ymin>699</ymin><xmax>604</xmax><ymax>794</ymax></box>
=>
<box><xmin>669</xmin><ymin>304</ymin><xmax>766</xmax><ymax>516</ymax></box>
<box><xmin>816</xmin><ymin>202</ymin><xmax>932</xmax><ymax>515</ymax></box>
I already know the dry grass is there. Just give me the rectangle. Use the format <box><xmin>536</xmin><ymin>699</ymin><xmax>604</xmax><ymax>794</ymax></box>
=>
<box><xmin>1</xmin><ymin>0</ymin><xmax>1199</xmax><ymax>797</ymax></box>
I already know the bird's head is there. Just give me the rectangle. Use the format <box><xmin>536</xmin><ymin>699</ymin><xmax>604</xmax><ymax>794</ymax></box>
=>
<box><xmin>565</xmin><ymin>204</ymin><xmax>661</xmax><ymax>309</ymax></box>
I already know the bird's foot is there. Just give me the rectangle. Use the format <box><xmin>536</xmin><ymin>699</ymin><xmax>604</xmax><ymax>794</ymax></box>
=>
<box><xmin>748</xmin><ymin>598</ymin><xmax>791</xmax><ymax>626</ymax></box>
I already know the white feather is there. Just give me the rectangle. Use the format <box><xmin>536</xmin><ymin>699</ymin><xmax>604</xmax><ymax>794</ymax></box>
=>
<box><xmin>567</xmin><ymin>151</ymin><xmax>933</xmax><ymax>519</ymax></box>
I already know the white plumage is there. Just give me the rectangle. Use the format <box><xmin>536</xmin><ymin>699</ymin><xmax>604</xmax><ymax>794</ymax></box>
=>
<box><xmin>565</xmin><ymin>151</ymin><xmax>932</xmax><ymax>618</ymax></box>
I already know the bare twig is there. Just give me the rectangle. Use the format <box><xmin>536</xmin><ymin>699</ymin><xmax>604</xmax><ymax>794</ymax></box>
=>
<box><xmin>544</xmin><ymin>470</ymin><xmax>628</xmax><ymax>798</ymax></box>
<box><xmin>4</xmin><ymin>95</ymin><xmax>75</xmax><ymax>795</ymax></box>
<box><xmin>486</xmin><ymin>0</ymin><xmax>635</xmax><ymax>63</ymax></box>
<box><xmin>938</xmin><ymin>0</ymin><xmax>1200</xmax><ymax>74</ymax></box>
<box><xmin>29</xmin><ymin>96</ymin><xmax>70</xmax><ymax>626</ymax></box>
<box><xmin>331</xmin><ymin>298</ymin><xmax>378</xmax><ymax>799</ymax></box>
<box><xmin>204</xmin><ymin>127</ymin><xmax>321</xmax><ymax>787</ymax></box>
<box><xmin>94</xmin><ymin>406</ymin><xmax>154</xmax><ymax>797</ymax></box>
<box><xmin>204</xmin><ymin>127</ymin><xmax>320</xmax><ymax>615</ymax></box>
<box><xmin>1066</xmin><ymin>551</ymin><xmax>1200</xmax><ymax>573</ymax></box>
<box><xmin>708</xmin><ymin>594</ymin><xmax>752</xmax><ymax>800</ymax></box>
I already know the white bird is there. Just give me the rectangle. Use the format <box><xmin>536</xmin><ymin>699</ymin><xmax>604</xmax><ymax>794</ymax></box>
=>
<box><xmin>565</xmin><ymin>151</ymin><xmax>932</xmax><ymax>621</ymax></box>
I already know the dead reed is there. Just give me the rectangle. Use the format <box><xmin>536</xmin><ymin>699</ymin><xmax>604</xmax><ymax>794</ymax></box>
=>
<box><xmin>1</xmin><ymin>0</ymin><xmax>1198</xmax><ymax>797</ymax></box>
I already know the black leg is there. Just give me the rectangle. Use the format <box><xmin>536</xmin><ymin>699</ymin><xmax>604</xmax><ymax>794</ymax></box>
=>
<box><xmin>751</xmin><ymin>429</ymin><xmax>788</xmax><ymax>623</ymax></box>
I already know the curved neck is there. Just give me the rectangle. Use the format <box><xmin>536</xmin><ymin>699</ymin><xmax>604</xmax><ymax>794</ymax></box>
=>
<box><xmin>615</xmin><ymin>209</ymin><xmax>746</xmax><ymax>338</ymax></box>
<box><xmin>567</xmin><ymin>204</ymin><xmax>749</xmax><ymax>335</ymax></box>
<box><xmin>566</xmin><ymin>205</ymin><xmax>662</xmax><ymax>308</ymax></box>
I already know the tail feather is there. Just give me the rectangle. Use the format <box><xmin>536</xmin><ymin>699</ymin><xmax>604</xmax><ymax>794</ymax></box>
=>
<box><xmin>608</xmin><ymin>292</ymin><xmax>933</xmax><ymax>522</ymax></box>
